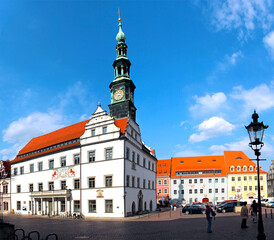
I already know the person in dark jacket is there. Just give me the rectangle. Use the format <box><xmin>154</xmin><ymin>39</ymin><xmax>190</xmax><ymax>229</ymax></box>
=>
<box><xmin>240</xmin><ymin>202</ymin><xmax>248</xmax><ymax>228</ymax></box>
<box><xmin>205</xmin><ymin>205</ymin><xmax>213</xmax><ymax>233</ymax></box>
<box><xmin>250</xmin><ymin>200</ymin><xmax>258</xmax><ymax>223</ymax></box>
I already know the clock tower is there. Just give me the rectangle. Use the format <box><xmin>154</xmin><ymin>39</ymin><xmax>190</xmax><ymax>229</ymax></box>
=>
<box><xmin>108</xmin><ymin>15</ymin><xmax>137</xmax><ymax>121</ymax></box>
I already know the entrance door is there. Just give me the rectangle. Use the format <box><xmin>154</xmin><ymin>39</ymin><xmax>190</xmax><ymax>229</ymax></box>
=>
<box><xmin>48</xmin><ymin>201</ymin><xmax>53</xmax><ymax>216</ymax></box>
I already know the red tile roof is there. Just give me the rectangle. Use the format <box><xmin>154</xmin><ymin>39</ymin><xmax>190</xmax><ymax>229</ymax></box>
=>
<box><xmin>170</xmin><ymin>155</ymin><xmax>226</xmax><ymax>178</ymax></box>
<box><xmin>157</xmin><ymin>159</ymin><xmax>171</xmax><ymax>177</ymax></box>
<box><xmin>11</xmin><ymin>117</ymin><xmax>128</xmax><ymax>164</ymax></box>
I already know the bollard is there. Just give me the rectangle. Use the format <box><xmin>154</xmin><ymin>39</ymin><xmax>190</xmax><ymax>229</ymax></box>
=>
<box><xmin>28</xmin><ymin>230</ymin><xmax>40</xmax><ymax>240</ymax></box>
<box><xmin>158</xmin><ymin>212</ymin><xmax>160</xmax><ymax>218</ymax></box>
<box><xmin>180</xmin><ymin>211</ymin><xmax>182</xmax><ymax>216</ymax></box>
<box><xmin>265</xmin><ymin>208</ymin><xmax>267</xmax><ymax>218</ymax></box>
<box><xmin>170</xmin><ymin>210</ymin><xmax>171</xmax><ymax>217</ymax></box>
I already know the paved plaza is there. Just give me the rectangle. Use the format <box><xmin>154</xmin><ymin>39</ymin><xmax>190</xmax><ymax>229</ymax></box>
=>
<box><xmin>3</xmin><ymin>208</ymin><xmax>274</xmax><ymax>240</ymax></box>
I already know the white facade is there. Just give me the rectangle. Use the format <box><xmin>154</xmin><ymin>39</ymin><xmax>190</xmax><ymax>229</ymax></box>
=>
<box><xmin>170</xmin><ymin>176</ymin><xmax>227</xmax><ymax>205</ymax></box>
<box><xmin>10</xmin><ymin>105</ymin><xmax>157</xmax><ymax>217</ymax></box>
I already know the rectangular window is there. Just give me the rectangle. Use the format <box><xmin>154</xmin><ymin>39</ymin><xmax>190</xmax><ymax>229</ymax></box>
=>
<box><xmin>29</xmin><ymin>184</ymin><xmax>33</xmax><ymax>192</ymax></box>
<box><xmin>48</xmin><ymin>182</ymin><xmax>54</xmax><ymax>191</ymax></box>
<box><xmin>38</xmin><ymin>183</ymin><xmax>43</xmax><ymax>191</ymax></box>
<box><xmin>61</xmin><ymin>157</ymin><xmax>66</xmax><ymax>167</ymax></box>
<box><xmin>103</xmin><ymin>126</ymin><xmax>107</xmax><ymax>134</ymax></box>
<box><xmin>74</xmin><ymin>179</ymin><xmax>80</xmax><ymax>189</ymax></box>
<box><xmin>137</xmin><ymin>154</ymin><xmax>140</xmax><ymax>164</ymax></box>
<box><xmin>30</xmin><ymin>164</ymin><xmax>34</xmax><ymax>173</ymax></box>
<box><xmin>152</xmin><ymin>181</ymin><xmax>154</xmax><ymax>189</ymax></box>
<box><xmin>215</xmin><ymin>188</ymin><xmax>218</xmax><ymax>193</ymax></box>
<box><xmin>164</xmin><ymin>180</ymin><xmax>167</xmax><ymax>185</ymax></box>
<box><xmin>194</xmin><ymin>189</ymin><xmax>197</xmax><ymax>194</ymax></box>
<box><xmin>17</xmin><ymin>185</ymin><xmax>21</xmax><ymax>193</ymax></box>
<box><xmin>105</xmin><ymin>148</ymin><xmax>112</xmax><ymax>160</ymax></box>
<box><xmin>88</xmin><ymin>177</ymin><xmax>95</xmax><ymax>188</ymax></box>
<box><xmin>181</xmin><ymin>179</ymin><xmax>184</xmax><ymax>184</ymax></box>
<box><xmin>158</xmin><ymin>189</ymin><xmax>162</xmax><ymax>194</ymax></box>
<box><xmin>181</xmin><ymin>190</ymin><xmax>184</xmax><ymax>194</ymax></box>
<box><xmin>105</xmin><ymin>200</ymin><xmax>113</xmax><ymax>213</ymax></box>
<box><xmin>49</xmin><ymin>160</ymin><xmax>54</xmax><ymax>169</ymax></box>
<box><xmin>232</xmin><ymin>186</ymin><xmax>235</xmax><ymax>191</ymax></box>
<box><xmin>61</xmin><ymin>201</ymin><xmax>65</xmax><ymax>212</ymax></box>
<box><xmin>244</xmin><ymin>186</ymin><xmax>247</xmax><ymax>191</ymax></box>
<box><xmin>14</xmin><ymin>168</ymin><xmax>18</xmax><ymax>176</ymax></box>
<box><xmin>105</xmin><ymin>176</ymin><xmax>112</xmax><ymax>187</ymax></box>
<box><xmin>200</xmin><ymin>179</ymin><xmax>203</xmax><ymax>183</ymax></box>
<box><xmin>132</xmin><ymin>176</ymin><xmax>135</xmax><ymax>187</ymax></box>
<box><xmin>164</xmin><ymin>189</ymin><xmax>168</xmax><ymax>194</ymax></box>
<box><xmin>152</xmin><ymin>163</ymin><xmax>154</xmax><ymax>171</ymax></box>
<box><xmin>200</xmin><ymin>189</ymin><xmax>203</xmax><ymax>194</ymax></box>
<box><xmin>88</xmin><ymin>151</ymin><xmax>95</xmax><ymax>162</ymax></box>
<box><xmin>261</xmin><ymin>186</ymin><xmax>263</xmax><ymax>190</ymax></box>
<box><xmin>215</xmin><ymin>179</ymin><xmax>218</xmax><ymax>183</ymax></box>
<box><xmin>38</xmin><ymin>201</ymin><xmax>41</xmax><ymax>211</ymax></box>
<box><xmin>4</xmin><ymin>202</ymin><xmax>8</xmax><ymax>211</ymax></box>
<box><xmin>158</xmin><ymin>180</ymin><xmax>161</xmax><ymax>185</ymax></box>
<box><xmin>222</xmin><ymin>188</ymin><xmax>225</xmax><ymax>193</ymax></box>
<box><xmin>249</xmin><ymin>186</ymin><xmax>252</xmax><ymax>191</ymax></box>
<box><xmin>126</xmin><ymin>148</ymin><xmax>130</xmax><ymax>159</ymax></box>
<box><xmin>74</xmin><ymin>154</ymin><xmax>80</xmax><ymax>165</ymax></box>
<box><xmin>89</xmin><ymin>200</ymin><xmax>96</xmax><ymax>212</ymax></box>
<box><xmin>20</xmin><ymin>166</ymin><xmax>24</xmax><ymax>175</ymax></box>
<box><xmin>143</xmin><ymin>158</ymin><xmax>146</xmax><ymax>168</ymax></box>
<box><xmin>244</xmin><ymin>176</ymin><xmax>247</xmax><ymax>181</ymax></box>
<box><xmin>249</xmin><ymin>176</ymin><xmax>252</xmax><ymax>180</ymax></box>
<box><xmin>189</xmin><ymin>189</ymin><xmax>192</xmax><ymax>194</ymax></box>
<box><xmin>126</xmin><ymin>175</ymin><xmax>130</xmax><ymax>187</ymax></box>
<box><xmin>174</xmin><ymin>190</ymin><xmax>177</xmax><ymax>194</ymax></box>
<box><xmin>132</xmin><ymin>152</ymin><xmax>135</xmax><ymax>162</ymax></box>
<box><xmin>137</xmin><ymin>178</ymin><xmax>140</xmax><ymax>188</ymax></box>
<box><xmin>74</xmin><ymin>200</ymin><xmax>80</xmax><ymax>212</ymax></box>
<box><xmin>209</xmin><ymin>179</ymin><xmax>212</xmax><ymax>183</ymax></box>
<box><xmin>194</xmin><ymin>179</ymin><xmax>197</xmax><ymax>184</ymax></box>
<box><xmin>221</xmin><ymin>178</ymin><xmax>225</xmax><ymax>183</ymax></box>
<box><xmin>173</xmin><ymin>180</ymin><xmax>177</xmax><ymax>184</ymax></box>
<box><xmin>91</xmin><ymin>129</ymin><xmax>95</xmax><ymax>136</ymax></box>
<box><xmin>209</xmin><ymin>189</ymin><xmax>212</xmax><ymax>193</ymax></box>
<box><xmin>143</xmin><ymin>179</ymin><xmax>146</xmax><ymax>189</ymax></box>
<box><xmin>189</xmin><ymin>179</ymin><xmax>192</xmax><ymax>184</ymax></box>
<box><xmin>29</xmin><ymin>201</ymin><xmax>32</xmax><ymax>211</ymax></box>
<box><xmin>148</xmin><ymin>180</ymin><xmax>150</xmax><ymax>189</ymax></box>
<box><xmin>17</xmin><ymin>201</ymin><xmax>21</xmax><ymax>211</ymax></box>
<box><xmin>38</xmin><ymin>162</ymin><xmax>43</xmax><ymax>171</ymax></box>
<box><xmin>255</xmin><ymin>186</ymin><xmax>258</xmax><ymax>191</ymax></box>
<box><xmin>3</xmin><ymin>185</ymin><xmax>8</xmax><ymax>194</ymax></box>
<box><xmin>238</xmin><ymin>177</ymin><xmax>241</xmax><ymax>181</ymax></box>
<box><xmin>255</xmin><ymin>176</ymin><xmax>258</xmax><ymax>180</ymax></box>
<box><xmin>260</xmin><ymin>176</ymin><xmax>263</xmax><ymax>181</ymax></box>
<box><xmin>61</xmin><ymin>180</ymin><xmax>66</xmax><ymax>190</ymax></box>
<box><xmin>232</xmin><ymin>177</ymin><xmax>235</xmax><ymax>181</ymax></box>
<box><xmin>148</xmin><ymin>161</ymin><xmax>151</xmax><ymax>170</ymax></box>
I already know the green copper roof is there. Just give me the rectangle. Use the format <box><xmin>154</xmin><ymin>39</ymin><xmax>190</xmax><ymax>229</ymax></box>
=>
<box><xmin>116</xmin><ymin>19</ymin><xmax>126</xmax><ymax>43</ymax></box>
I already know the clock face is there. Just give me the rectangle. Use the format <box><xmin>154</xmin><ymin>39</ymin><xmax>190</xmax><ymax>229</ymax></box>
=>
<box><xmin>114</xmin><ymin>89</ymin><xmax>124</xmax><ymax>101</ymax></box>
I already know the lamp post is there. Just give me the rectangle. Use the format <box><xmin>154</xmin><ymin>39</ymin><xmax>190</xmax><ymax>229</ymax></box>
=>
<box><xmin>245</xmin><ymin>110</ymin><xmax>268</xmax><ymax>240</ymax></box>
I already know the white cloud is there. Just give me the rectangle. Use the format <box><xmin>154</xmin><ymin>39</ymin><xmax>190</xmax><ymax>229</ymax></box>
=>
<box><xmin>190</xmin><ymin>92</ymin><xmax>227</xmax><ymax>113</ymax></box>
<box><xmin>231</xmin><ymin>84</ymin><xmax>274</xmax><ymax>113</ymax></box>
<box><xmin>263</xmin><ymin>30</ymin><xmax>274</xmax><ymax>57</ymax></box>
<box><xmin>3</xmin><ymin>112</ymin><xmax>65</xmax><ymax>144</ymax></box>
<box><xmin>208</xmin><ymin>0</ymin><xmax>274</xmax><ymax>37</ymax></box>
<box><xmin>189</xmin><ymin>117</ymin><xmax>235</xmax><ymax>143</ymax></box>
<box><xmin>180</xmin><ymin>121</ymin><xmax>186</xmax><ymax>126</ymax></box>
<box><xmin>227</xmin><ymin>51</ymin><xmax>243</xmax><ymax>64</ymax></box>
<box><xmin>174</xmin><ymin>150</ymin><xmax>203</xmax><ymax>157</ymax></box>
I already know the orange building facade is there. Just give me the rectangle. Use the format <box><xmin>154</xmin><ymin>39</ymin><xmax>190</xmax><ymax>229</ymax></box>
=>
<box><xmin>156</xmin><ymin>159</ymin><xmax>171</xmax><ymax>203</ymax></box>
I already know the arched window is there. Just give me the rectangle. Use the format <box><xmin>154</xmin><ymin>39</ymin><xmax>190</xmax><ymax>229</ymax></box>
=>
<box><xmin>230</xmin><ymin>166</ymin><xmax>234</xmax><ymax>172</ymax></box>
<box><xmin>237</xmin><ymin>166</ymin><xmax>241</xmax><ymax>172</ymax></box>
<box><xmin>243</xmin><ymin>166</ymin><xmax>247</xmax><ymax>171</ymax></box>
<box><xmin>144</xmin><ymin>201</ymin><xmax>147</xmax><ymax>211</ymax></box>
<box><xmin>249</xmin><ymin>166</ymin><xmax>253</xmax><ymax>171</ymax></box>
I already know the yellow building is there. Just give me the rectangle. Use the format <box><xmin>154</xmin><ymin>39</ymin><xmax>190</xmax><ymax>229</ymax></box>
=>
<box><xmin>225</xmin><ymin>151</ymin><xmax>267</xmax><ymax>200</ymax></box>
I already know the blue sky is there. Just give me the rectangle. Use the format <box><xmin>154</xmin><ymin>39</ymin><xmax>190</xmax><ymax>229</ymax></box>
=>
<box><xmin>1</xmin><ymin>1</ymin><xmax>274</xmax><ymax>171</ymax></box>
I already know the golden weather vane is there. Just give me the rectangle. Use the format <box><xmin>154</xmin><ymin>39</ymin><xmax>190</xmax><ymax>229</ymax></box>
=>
<box><xmin>118</xmin><ymin>8</ymin><xmax>121</xmax><ymax>22</ymax></box>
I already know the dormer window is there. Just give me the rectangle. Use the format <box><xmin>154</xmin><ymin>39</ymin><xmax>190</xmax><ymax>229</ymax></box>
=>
<box><xmin>237</xmin><ymin>166</ymin><xmax>241</xmax><ymax>172</ymax></box>
<box><xmin>249</xmin><ymin>166</ymin><xmax>253</xmax><ymax>171</ymax></box>
<box><xmin>230</xmin><ymin>166</ymin><xmax>234</xmax><ymax>172</ymax></box>
<box><xmin>243</xmin><ymin>166</ymin><xmax>247</xmax><ymax>171</ymax></box>
<box><xmin>212</xmin><ymin>160</ymin><xmax>216</xmax><ymax>162</ymax></box>
<box><xmin>198</xmin><ymin>160</ymin><xmax>201</xmax><ymax>163</ymax></box>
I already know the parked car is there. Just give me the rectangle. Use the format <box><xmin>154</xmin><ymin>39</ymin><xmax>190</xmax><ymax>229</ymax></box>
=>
<box><xmin>182</xmin><ymin>205</ymin><xmax>206</xmax><ymax>214</ymax></box>
<box><xmin>216</xmin><ymin>201</ymin><xmax>244</xmax><ymax>213</ymax></box>
<box><xmin>267</xmin><ymin>201</ymin><xmax>274</xmax><ymax>208</ymax></box>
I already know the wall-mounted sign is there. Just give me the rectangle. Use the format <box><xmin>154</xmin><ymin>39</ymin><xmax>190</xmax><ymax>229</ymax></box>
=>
<box><xmin>97</xmin><ymin>190</ymin><xmax>104</xmax><ymax>198</ymax></box>
<box><xmin>52</xmin><ymin>167</ymin><xmax>76</xmax><ymax>179</ymax></box>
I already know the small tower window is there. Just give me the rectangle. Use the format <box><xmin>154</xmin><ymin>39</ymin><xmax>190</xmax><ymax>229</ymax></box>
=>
<box><xmin>118</xmin><ymin>66</ymin><xmax>121</xmax><ymax>76</ymax></box>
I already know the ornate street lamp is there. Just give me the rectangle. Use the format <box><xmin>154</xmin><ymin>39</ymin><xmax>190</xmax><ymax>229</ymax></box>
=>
<box><xmin>245</xmin><ymin>110</ymin><xmax>268</xmax><ymax>240</ymax></box>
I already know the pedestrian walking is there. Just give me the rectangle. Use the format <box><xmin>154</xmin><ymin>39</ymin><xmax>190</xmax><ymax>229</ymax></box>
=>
<box><xmin>170</xmin><ymin>204</ymin><xmax>173</xmax><ymax>211</ymax></box>
<box><xmin>174</xmin><ymin>204</ymin><xmax>177</xmax><ymax>211</ymax></box>
<box><xmin>250</xmin><ymin>200</ymin><xmax>258</xmax><ymax>223</ymax></box>
<box><xmin>205</xmin><ymin>205</ymin><xmax>213</xmax><ymax>233</ymax></box>
<box><xmin>240</xmin><ymin>201</ymin><xmax>248</xmax><ymax>228</ymax></box>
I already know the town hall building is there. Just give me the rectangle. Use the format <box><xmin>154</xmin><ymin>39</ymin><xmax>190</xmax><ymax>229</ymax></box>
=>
<box><xmin>10</xmin><ymin>16</ymin><xmax>157</xmax><ymax>218</ymax></box>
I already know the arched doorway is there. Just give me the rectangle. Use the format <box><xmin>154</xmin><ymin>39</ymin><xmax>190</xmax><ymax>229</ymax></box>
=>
<box><xmin>150</xmin><ymin>200</ymin><xmax>153</xmax><ymax>212</ymax></box>
<box><xmin>144</xmin><ymin>201</ymin><xmax>147</xmax><ymax>211</ymax></box>
<box><xmin>138</xmin><ymin>190</ymin><xmax>143</xmax><ymax>212</ymax></box>
<box><xmin>132</xmin><ymin>202</ymin><xmax>136</xmax><ymax>215</ymax></box>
